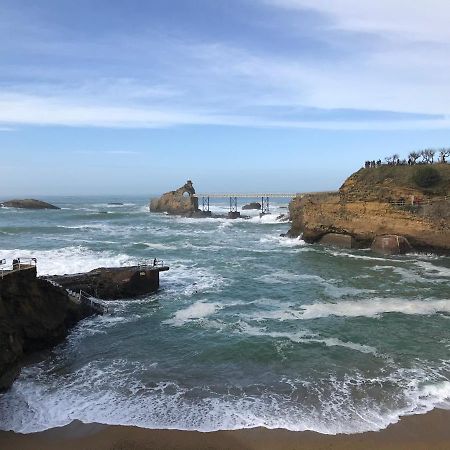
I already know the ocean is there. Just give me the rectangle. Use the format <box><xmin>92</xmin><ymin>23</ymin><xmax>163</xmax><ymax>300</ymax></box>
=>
<box><xmin>0</xmin><ymin>196</ymin><xmax>449</xmax><ymax>434</ymax></box>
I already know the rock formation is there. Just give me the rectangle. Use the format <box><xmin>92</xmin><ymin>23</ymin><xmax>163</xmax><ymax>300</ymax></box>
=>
<box><xmin>1</xmin><ymin>199</ymin><xmax>60</xmax><ymax>209</ymax></box>
<box><xmin>288</xmin><ymin>164</ymin><xmax>450</xmax><ymax>254</ymax></box>
<box><xmin>0</xmin><ymin>266</ymin><xmax>91</xmax><ymax>391</ymax></box>
<box><xmin>371</xmin><ymin>235</ymin><xmax>412</xmax><ymax>255</ymax></box>
<box><xmin>150</xmin><ymin>180</ymin><xmax>207</xmax><ymax>216</ymax></box>
<box><xmin>242</xmin><ymin>202</ymin><xmax>261</xmax><ymax>210</ymax></box>
<box><xmin>50</xmin><ymin>265</ymin><xmax>169</xmax><ymax>300</ymax></box>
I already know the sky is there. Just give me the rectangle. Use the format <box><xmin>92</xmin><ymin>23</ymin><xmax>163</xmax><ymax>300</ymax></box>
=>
<box><xmin>1</xmin><ymin>0</ymin><xmax>450</xmax><ymax>196</ymax></box>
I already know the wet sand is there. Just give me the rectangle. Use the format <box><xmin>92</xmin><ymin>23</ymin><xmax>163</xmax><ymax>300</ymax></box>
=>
<box><xmin>0</xmin><ymin>409</ymin><xmax>449</xmax><ymax>450</ymax></box>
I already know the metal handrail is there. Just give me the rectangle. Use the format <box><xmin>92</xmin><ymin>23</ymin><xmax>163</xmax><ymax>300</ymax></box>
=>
<box><xmin>0</xmin><ymin>257</ymin><xmax>37</xmax><ymax>278</ymax></box>
<box><xmin>78</xmin><ymin>289</ymin><xmax>109</xmax><ymax>314</ymax></box>
<box><xmin>138</xmin><ymin>259</ymin><xmax>165</xmax><ymax>269</ymax></box>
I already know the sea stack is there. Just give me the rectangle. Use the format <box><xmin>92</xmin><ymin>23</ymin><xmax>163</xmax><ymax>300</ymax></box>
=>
<box><xmin>150</xmin><ymin>180</ymin><xmax>210</xmax><ymax>217</ymax></box>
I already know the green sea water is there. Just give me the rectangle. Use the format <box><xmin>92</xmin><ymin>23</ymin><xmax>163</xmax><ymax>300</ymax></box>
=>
<box><xmin>0</xmin><ymin>196</ymin><xmax>449</xmax><ymax>434</ymax></box>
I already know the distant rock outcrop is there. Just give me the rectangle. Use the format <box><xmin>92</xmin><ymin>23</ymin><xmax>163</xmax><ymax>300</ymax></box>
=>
<box><xmin>0</xmin><ymin>266</ymin><xmax>91</xmax><ymax>391</ymax></box>
<box><xmin>242</xmin><ymin>202</ymin><xmax>261</xmax><ymax>210</ymax></box>
<box><xmin>150</xmin><ymin>180</ymin><xmax>207</xmax><ymax>216</ymax></box>
<box><xmin>1</xmin><ymin>199</ymin><xmax>60</xmax><ymax>209</ymax></box>
<box><xmin>288</xmin><ymin>164</ymin><xmax>450</xmax><ymax>254</ymax></box>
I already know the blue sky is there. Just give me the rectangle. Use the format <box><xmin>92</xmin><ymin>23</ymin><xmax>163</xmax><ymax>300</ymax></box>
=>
<box><xmin>1</xmin><ymin>0</ymin><xmax>450</xmax><ymax>195</ymax></box>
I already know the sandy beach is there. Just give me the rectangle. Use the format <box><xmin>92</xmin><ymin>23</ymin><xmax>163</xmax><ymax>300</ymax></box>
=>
<box><xmin>1</xmin><ymin>409</ymin><xmax>449</xmax><ymax>450</ymax></box>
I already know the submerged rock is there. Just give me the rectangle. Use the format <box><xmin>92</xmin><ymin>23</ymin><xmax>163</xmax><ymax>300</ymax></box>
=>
<box><xmin>1</xmin><ymin>199</ymin><xmax>60</xmax><ymax>209</ymax></box>
<box><xmin>242</xmin><ymin>202</ymin><xmax>261</xmax><ymax>210</ymax></box>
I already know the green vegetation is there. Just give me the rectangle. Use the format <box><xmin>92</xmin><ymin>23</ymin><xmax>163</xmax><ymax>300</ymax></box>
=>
<box><xmin>343</xmin><ymin>164</ymin><xmax>450</xmax><ymax>197</ymax></box>
<box><xmin>412</xmin><ymin>166</ymin><xmax>442</xmax><ymax>188</ymax></box>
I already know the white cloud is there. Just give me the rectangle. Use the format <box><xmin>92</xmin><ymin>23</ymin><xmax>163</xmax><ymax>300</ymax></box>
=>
<box><xmin>267</xmin><ymin>0</ymin><xmax>450</xmax><ymax>43</ymax></box>
<box><xmin>1</xmin><ymin>2</ymin><xmax>450</xmax><ymax>130</ymax></box>
<box><xmin>0</xmin><ymin>91</ymin><xmax>449</xmax><ymax>131</ymax></box>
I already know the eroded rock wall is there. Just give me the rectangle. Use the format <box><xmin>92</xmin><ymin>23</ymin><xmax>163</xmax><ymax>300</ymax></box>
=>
<box><xmin>0</xmin><ymin>268</ymin><xmax>91</xmax><ymax>391</ymax></box>
<box><xmin>288</xmin><ymin>166</ymin><xmax>450</xmax><ymax>254</ymax></box>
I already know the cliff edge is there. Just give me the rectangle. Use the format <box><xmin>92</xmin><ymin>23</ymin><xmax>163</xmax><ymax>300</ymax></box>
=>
<box><xmin>288</xmin><ymin>164</ymin><xmax>450</xmax><ymax>254</ymax></box>
<box><xmin>0</xmin><ymin>267</ymin><xmax>92</xmax><ymax>391</ymax></box>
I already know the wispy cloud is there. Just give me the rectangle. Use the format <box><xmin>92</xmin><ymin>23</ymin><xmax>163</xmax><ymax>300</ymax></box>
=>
<box><xmin>1</xmin><ymin>1</ymin><xmax>450</xmax><ymax>130</ymax></box>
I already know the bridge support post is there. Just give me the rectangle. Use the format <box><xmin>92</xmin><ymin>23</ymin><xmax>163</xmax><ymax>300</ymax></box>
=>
<box><xmin>201</xmin><ymin>196</ymin><xmax>212</xmax><ymax>216</ymax></box>
<box><xmin>260</xmin><ymin>196</ymin><xmax>270</xmax><ymax>216</ymax></box>
<box><xmin>228</xmin><ymin>196</ymin><xmax>240</xmax><ymax>219</ymax></box>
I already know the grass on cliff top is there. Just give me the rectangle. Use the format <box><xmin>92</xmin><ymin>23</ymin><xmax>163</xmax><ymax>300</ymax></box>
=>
<box><xmin>342</xmin><ymin>164</ymin><xmax>450</xmax><ymax>196</ymax></box>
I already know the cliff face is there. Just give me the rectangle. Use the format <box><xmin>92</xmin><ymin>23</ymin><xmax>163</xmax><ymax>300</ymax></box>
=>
<box><xmin>289</xmin><ymin>165</ymin><xmax>450</xmax><ymax>254</ymax></box>
<box><xmin>0</xmin><ymin>268</ymin><xmax>91</xmax><ymax>391</ymax></box>
<box><xmin>150</xmin><ymin>180</ymin><xmax>201</xmax><ymax>216</ymax></box>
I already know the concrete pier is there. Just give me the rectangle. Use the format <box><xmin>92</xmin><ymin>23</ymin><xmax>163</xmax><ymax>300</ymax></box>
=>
<box><xmin>49</xmin><ymin>263</ymin><xmax>170</xmax><ymax>300</ymax></box>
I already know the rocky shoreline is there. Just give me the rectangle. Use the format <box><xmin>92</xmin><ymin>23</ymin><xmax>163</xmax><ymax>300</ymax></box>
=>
<box><xmin>0</xmin><ymin>261</ymin><xmax>169</xmax><ymax>391</ymax></box>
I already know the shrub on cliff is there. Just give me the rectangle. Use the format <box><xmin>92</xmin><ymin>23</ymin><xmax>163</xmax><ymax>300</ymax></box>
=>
<box><xmin>412</xmin><ymin>166</ymin><xmax>442</xmax><ymax>188</ymax></box>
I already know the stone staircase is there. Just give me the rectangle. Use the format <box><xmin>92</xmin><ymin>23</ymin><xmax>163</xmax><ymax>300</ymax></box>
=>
<box><xmin>44</xmin><ymin>279</ymin><xmax>109</xmax><ymax>315</ymax></box>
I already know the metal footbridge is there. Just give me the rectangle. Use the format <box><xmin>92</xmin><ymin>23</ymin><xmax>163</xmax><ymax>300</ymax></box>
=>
<box><xmin>195</xmin><ymin>192</ymin><xmax>332</xmax><ymax>215</ymax></box>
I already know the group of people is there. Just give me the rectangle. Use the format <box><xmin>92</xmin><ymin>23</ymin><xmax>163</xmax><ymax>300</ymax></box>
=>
<box><xmin>364</xmin><ymin>155</ymin><xmax>448</xmax><ymax>169</ymax></box>
<box><xmin>364</xmin><ymin>160</ymin><xmax>383</xmax><ymax>168</ymax></box>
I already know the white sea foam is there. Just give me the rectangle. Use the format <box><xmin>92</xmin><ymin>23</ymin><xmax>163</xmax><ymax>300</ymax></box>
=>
<box><xmin>326</xmin><ymin>249</ymin><xmax>409</xmax><ymax>262</ymax></box>
<box><xmin>0</xmin><ymin>247</ymin><xmax>134</xmax><ymax>276</ymax></box>
<box><xmin>237</xmin><ymin>322</ymin><xmax>377</xmax><ymax>355</ymax></box>
<box><xmin>134</xmin><ymin>242</ymin><xmax>178</xmax><ymax>250</ymax></box>
<box><xmin>255</xmin><ymin>270</ymin><xmax>324</xmax><ymax>284</ymax></box>
<box><xmin>299</xmin><ymin>298</ymin><xmax>450</xmax><ymax>320</ymax></box>
<box><xmin>415</xmin><ymin>261</ymin><xmax>450</xmax><ymax>278</ymax></box>
<box><xmin>249</xmin><ymin>213</ymin><xmax>287</xmax><ymax>224</ymax></box>
<box><xmin>241</xmin><ymin>297</ymin><xmax>450</xmax><ymax>322</ymax></box>
<box><xmin>372</xmin><ymin>265</ymin><xmax>450</xmax><ymax>284</ymax></box>
<box><xmin>259</xmin><ymin>235</ymin><xmax>306</xmax><ymax>247</ymax></box>
<box><xmin>254</xmin><ymin>271</ymin><xmax>374</xmax><ymax>299</ymax></box>
<box><xmin>164</xmin><ymin>301</ymin><xmax>221</xmax><ymax>326</ymax></box>
<box><xmin>2</xmin><ymin>360</ymin><xmax>449</xmax><ymax>435</ymax></box>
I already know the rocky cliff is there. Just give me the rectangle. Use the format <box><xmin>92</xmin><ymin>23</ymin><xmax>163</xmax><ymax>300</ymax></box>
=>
<box><xmin>288</xmin><ymin>164</ymin><xmax>450</xmax><ymax>254</ymax></box>
<box><xmin>0</xmin><ymin>267</ymin><xmax>91</xmax><ymax>391</ymax></box>
<box><xmin>150</xmin><ymin>180</ymin><xmax>207</xmax><ymax>216</ymax></box>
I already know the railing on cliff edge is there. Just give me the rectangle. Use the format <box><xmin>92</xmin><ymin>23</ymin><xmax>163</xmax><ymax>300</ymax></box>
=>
<box><xmin>0</xmin><ymin>257</ymin><xmax>37</xmax><ymax>279</ymax></box>
<box><xmin>138</xmin><ymin>259</ymin><xmax>165</xmax><ymax>270</ymax></box>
